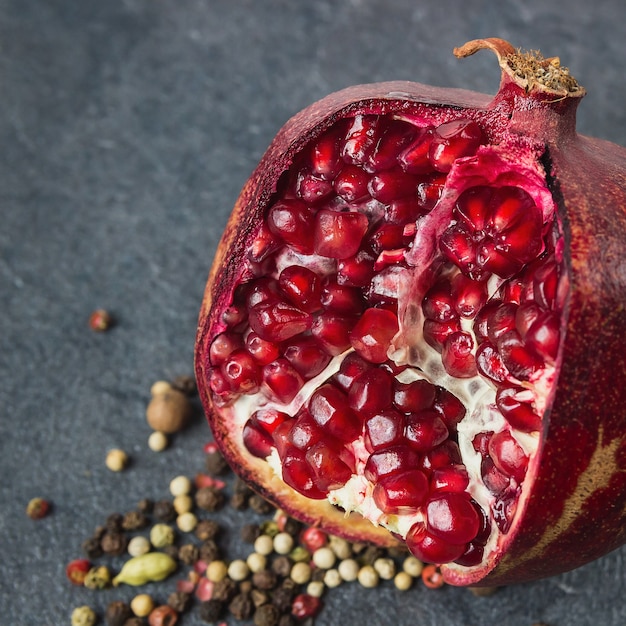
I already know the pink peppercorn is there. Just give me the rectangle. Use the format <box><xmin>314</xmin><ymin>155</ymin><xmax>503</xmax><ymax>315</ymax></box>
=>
<box><xmin>291</xmin><ymin>593</ymin><xmax>322</xmax><ymax>619</ymax></box>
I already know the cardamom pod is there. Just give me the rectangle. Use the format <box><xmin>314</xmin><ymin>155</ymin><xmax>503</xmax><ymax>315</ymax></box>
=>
<box><xmin>112</xmin><ymin>552</ymin><xmax>177</xmax><ymax>587</ymax></box>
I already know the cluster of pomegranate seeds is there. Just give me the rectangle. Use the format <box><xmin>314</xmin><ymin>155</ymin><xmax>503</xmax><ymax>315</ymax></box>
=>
<box><xmin>206</xmin><ymin>112</ymin><xmax>564</xmax><ymax>566</ymax></box>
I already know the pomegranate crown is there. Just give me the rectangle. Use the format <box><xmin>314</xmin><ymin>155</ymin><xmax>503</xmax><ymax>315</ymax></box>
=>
<box><xmin>455</xmin><ymin>38</ymin><xmax>585</xmax><ymax>98</ymax></box>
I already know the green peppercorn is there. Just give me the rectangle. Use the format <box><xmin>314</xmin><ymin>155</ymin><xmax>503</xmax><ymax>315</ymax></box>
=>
<box><xmin>71</xmin><ymin>605</ymin><xmax>97</xmax><ymax>626</ymax></box>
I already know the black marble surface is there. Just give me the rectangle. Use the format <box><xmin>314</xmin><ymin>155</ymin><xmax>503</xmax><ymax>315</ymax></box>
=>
<box><xmin>2</xmin><ymin>1</ymin><xmax>626</xmax><ymax>624</ymax></box>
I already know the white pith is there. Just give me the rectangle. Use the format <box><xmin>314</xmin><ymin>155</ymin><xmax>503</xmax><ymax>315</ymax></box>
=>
<box><xmin>225</xmin><ymin>123</ymin><xmax>559</xmax><ymax>567</ymax></box>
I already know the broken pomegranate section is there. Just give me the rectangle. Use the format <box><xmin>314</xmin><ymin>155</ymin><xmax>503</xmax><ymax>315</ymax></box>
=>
<box><xmin>203</xmin><ymin>111</ymin><xmax>564</xmax><ymax>570</ymax></box>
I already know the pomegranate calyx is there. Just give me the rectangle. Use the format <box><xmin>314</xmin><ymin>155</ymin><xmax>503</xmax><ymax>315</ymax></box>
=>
<box><xmin>454</xmin><ymin>38</ymin><xmax>585</xmax><ymax>99</ymax></box>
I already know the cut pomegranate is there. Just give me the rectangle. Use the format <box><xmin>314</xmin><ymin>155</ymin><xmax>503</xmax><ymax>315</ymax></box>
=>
<box><xmin>196</xmin><ymin>38</ymin><xmax>626</xmax><ymax>588</ymax></box>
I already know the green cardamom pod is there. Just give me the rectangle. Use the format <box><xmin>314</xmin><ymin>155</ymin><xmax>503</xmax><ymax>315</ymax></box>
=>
<box><xmin>112</xmin><ymin>552</ymin><xmax>177</xmax><ymax>587</ymax></box>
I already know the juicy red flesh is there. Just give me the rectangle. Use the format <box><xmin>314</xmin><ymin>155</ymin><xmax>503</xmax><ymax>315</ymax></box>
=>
<box><xmin>206</xmin><ymin>112</ymin><xmax>564</xmax><ymax>567</ymax></box>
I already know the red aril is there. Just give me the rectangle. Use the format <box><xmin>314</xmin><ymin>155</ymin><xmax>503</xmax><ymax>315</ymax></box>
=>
<box><xmin>196</xmin><ymin>38</ymin><xmax>626</xmax><ymax>587</ymax></box>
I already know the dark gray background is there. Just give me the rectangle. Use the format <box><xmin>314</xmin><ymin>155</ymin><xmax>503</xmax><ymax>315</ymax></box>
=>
<box><xmin>1</xmin><ymin>1</ymin><xmax>625</xmax><ymax>625</ymax></box>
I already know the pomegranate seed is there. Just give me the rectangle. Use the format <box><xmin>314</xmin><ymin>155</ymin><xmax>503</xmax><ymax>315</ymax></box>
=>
<box><xmin>364</xmin><ymin>408</ymin><xmax>405</xmax><ymax>452</ymax></box>
<box><xmin>454</xmin><ymin>542</ymin><xmax>485</xmax><ymax>567</ymax></box>
<box><xmin>493</xmin><ymin>489</ymin><xmax>519</xmax><ymax>533</ymax></box>
<box><xmin>208</xmin><ymin>367</ymin><xmax>232</xmax><ymax>398</ymax></box>
<box><xmin>243</xmin><ymin>419</ymin><xmax>274</xmax><ymax>458</ymax></box>
<box><xmin>373</xmin><ymin>469</ymin><xmax>429</xmax><ymax>514</ymax></box>
<box><xmin>333</xmin><ymin>165</ymin><xmax>371</xmax><ymax>202</ymax></box>
<box><xmin>336</xmin><ymin>249</ymin><xmax>376</xmax><ymax>287</ymax></box>
<box><xmin>295</xmin><ymin>169</ymin><xmax>333</xmax><ymax>203</ymax></box>
<box><xmin>209</xmin><ymin>332</ymin><xmax>243</xmax><ymax>365</ymax></box>
<box><xmin>472</xmin><ymin>299</ymin><xmax>502</xmax><ymax>343</ymax></box>
<box><xmin>368</xmin><ymin>168</ymin><xmax>419</xmax><ymax>203</ymax></box>
<box><xmin>432</xmin><ymin>388</ymin><xmax>466</xmax><ymax>429</ymax></box>
<box><xmin>486</xmin><ymin>302</ymin><xmax>519</xmax><ymax>344</ymax></box>
<box><xmin>221</xmin><ymin>303</ymin><xmax>247</xmax><ymax>328</ymax></box>
<box><xmin>472</xmin><ymin>431</ymin><xmax>492</xmax><ymax>455</ymax></box>
<box><xmin>497</xmin><ymin>330</ymin><xmax>544</xmax><ymax>380</ymax></box>
<box><xmin>254</xmin><ymin>408</ymin><xmax>291</xmax><ymax>434</ymax></box>
<box><xmin>385</xmin><ymin>197</ymin><xmax>423</xmax><ymax>224</ymax></box>
<box><xmin>480</xmin><ymin>456</ymin><xmax>511</xmax><ymax>495</ymax></box>
<box><xmin>308</xmin><ymin>384</ymin><xmax>361</xmax><ymax>443</ymax></box>
<box><xmin>248</xmin><ymin>222</ymin><xmax>282</xmax><ymax>263</ymax></box>
<box><xmin>368</xmin><ymin>223</ymin><xmax>408</xmax><ymax>254</ymax></box>
<box><xmin>281</xmin><ymin>447</ymin><xmax>327</xmax><ymax>499</ymax></box>
<box><xmin>422</xmin><ymin>280</ymin><xmax>457</xmax><ymax>322</ymax></box>
<box><xmin>417</xmin><ymin>174</ymin><xmax>446</xmax><ymax>210</ymax></box>
<box><xmin>441</xmin><ymin>331</ymin><xmax>477</xmax><ymax>378</ymax></box>
<box><xmin>531</xmin><ymin>258</ymin><xmax>559</xmax><ymax>309</ymax></box>
<box><xmin>428</xmin><ymin>119</ymin><xmax>485</xmax><ymax>173</ymax></box>
<box><xmin>349</xmin><ymin>307</ymin><xmax>399</xmax><ymax>364</ymax></box>
<box><xmin>266</xmin><ymin>199</ymin><xmax>315</xmax><ymax>254</ymax></box>
<box><xmin>397</xmin><ymin>127</ymin><xmax>435</xmax><ymax>174</ymax></box>
<box><xmin>430</xmin><ymin>464</ymin><xmax>470</xmax><ymax>493</ymax></box>
<box><xmin>332</xmin><ymin>352</ymin><xmax>371</xmax><ymax>391</ymax></box>
<box><xmin>426</xmin><ymin>492</ymin><xmax>481</xmax><ymax>544</ymax></box>
<box><xmin>320</xmin><ymin>279</ymin><xmax>365</xmax><ymax>315</ymax></box>
<box><xmin>406</xmin><ymin>522</ymin><xmax>467</xmax><ymax>564</ymax></box>
<box><xmin>515</xmin><ymin>301</ymin><xmax>543</xmax><ymax>338</ymax></box>
<box><xmin>288</xmin><ymin>411</ymin><xmax>323</xmax><ymax>449</ymax></box>
<box><xmin>310</xmin><ymin>129</ymin><xmax>343</xmax><ymax>180</ymax></box>
<box><xmin>423</xmin><ymin>318</ymin><xmax>461</xmax><ymax>352</ymax></box>
<box><xmin>262</xmin><ymin>358</ymin><xmax>304</xmax><ymax>403</ymax></box>
<box><xmin>245</xmin><ymin>277</ymin><xmax>282</xmax><ymax>309</ymax></box>
<box><xmin>422</xmin><ymin>440</ymin><xmax>462</xmax><ymax>471</ymax></box>
<box><xmin>313</xmin><ymin>209</ymin><xmax>369</xmax><ymax>259</ymax></box>
<box><xmin>364</xmin><ymin>445</ymin><xmax>420</xmax><ymax>481</ymax></box>
<box><xmin>305</xmin><ymin>440</ymin><xmax>354</xmax><ymax>491</ymax></box>
<box><xmin>278</xmin><ymin>265</ymin><xmax>322</xmax><ymax>313</ymax></box>
<box><xmin>367</xmin><ymin>119</ymin><xmax>418</xmax><ymax>172</ymax></box>
<box><xmin>451</xmin><ymin>273</ymin><xmax>488</xmax><ymax>319</ymax></box>
<box><xmin>245</xmin><ymin>331</ymin><xmax>281</xmax><ymax>365</ymax></box>
<box><xmin>475</xmin><ymin>341</ymin><xmax>510</xmax><ymax>384</ymax></box>
<box><xmin>488</xmin><ymin>430</ymin><xmax>528</xmax><ymax>483</ymax></box>
<box><xmin>393</xmin><ymin>379</ymin><xmax>437</xmax><ymax>414</ymax></box>
<box><xmin>404</xmin><ymin>410</ymin><xmax>449</xmax><ymax>452</ymax></box>
<box><xmin>496</xmin><ymin>385</ymin><xmax>541</xmax><ymax>432</ymax></box>
<box><xmin>311</xmin><ymin>313</ymin><xmax>355</xmax><ymax>355</ymax></box>
<box><xmin>283</xmin><ymin>336</ymin><xmax>331</xmax><ymax>379</ymax></box>
<box><xmin>248</xmin><ymin>301</ymin><xmax>312</xmax><ymax>343</ymax></box>
<box><xmin>221</xmin><ymin>349</ymin><xmax>261</xmax><ymax>393</ymax></box>
<box><xmin>341</xmin><ymin>114</ymin><xmax>380</xmax><ymax>165</ymax></box>
<box><xmin>348</xmin><ymin>367</ymin><xmax>395</xmax><ymax>415</ymax></box>
<box><xmin>524</xmin><ymin>310</ymin><xmax>560</xmax><ymax>363</ymax></box>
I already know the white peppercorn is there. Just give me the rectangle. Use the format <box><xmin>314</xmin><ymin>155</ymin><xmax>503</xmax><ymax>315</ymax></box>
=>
<box><xmin>127</xmin><ymin>536</ymin><xmax>151</xmax><ymax>557</ymax></box>
<box><xmin>169</xmin><ymin>475</ymin><xmax>192</xmax><ymax>497</ymax></box>
<box><xmin>206</xmin><ymin>560</ymin><xmax>228</xmax><ymax>583</ymax></box>
<box><xmin>402</xmin><ymin>555</ymin><xmax>424</xmax><ymax>577</ymax></box>
<box><xmin>150</xmin><ymin>380</ymin><xmax>173</xmax><ymax>396</ymax></box>
<box><xmin>357</xmin><ymin>564</ymin><xmax>379</xmax><ymax>588</ymax></box>
<box><xmin>312</xmin><ymin>546</ymin><xmax>336</xmax><ymax>570</ymax></box>
<box><xmin>228</xmin><ymin>559</ymin><xmax>250</xmax><ymax>582</ymax></box>
<box><xmin>253</xmin><ymin>534</ymin><xmax>274</xmax><ymax>556</ymax></box>
<box><xmin>130</xmin><ymin>593</ymin><xmax>155</xmax><ymax>617</ymax></box>
<box><xmin>290</xmin><ymin>561</ymin><xmax>312</xmax><ymax>584</ymax></box>
<box><xmin>71</xmin><ymin>605</ymin><xmax>97</xmax><ymax>626</ymax></box>
<box><xmin>306</xmin><ymin>580</ymin><xmax>325</xmax><ymax>598</ymax></box>
<box><xmin>148</xmin><ymin>430</ymin><xmax>169</xmax><ymax>452</ymax></box>
<box><xmin>323</xmin><ymin>568</ymin><xmax>342</xmax><ymax>588</ymax></box>
<box><xmin>328</xmin><ymin>535</ymin><xmax>352</xmax><ymax>560</ymax></box>
<box><xmin>173</xmin><ymin>494</ymin><xmax>193</xmax><ymax>515</ymax></box>
<box><xmin>394</xmin><ymin>571</ymin><xmax>414</xmax><ymax>591</ymax></box>
<box><xmin>176</xmin><ymin>512</ymin><xmax>198</xmax><ymax>533</ymax></box>
<box><xmin>105</xmin><ymin>448</ymin><xmax>128</xmax><ymax>472</ymax></box>
<box><xmin>246</xmin><ymin>552</ymin><xmax>267</xmax><ymax>573</ymax></box>
<box><xmin>337</xmin><ymin>558</ymin><xmax>359</xmax><ymax>582</ymax></box>
<box><xmin>273</xmin><ymin>532</ymin><xmax>294</xmax><ymax>555</ymax></box>
<box><xmin>373</xmin><ymin>557</ymin><xmax>396</xmax><ymax>580</ymax></box>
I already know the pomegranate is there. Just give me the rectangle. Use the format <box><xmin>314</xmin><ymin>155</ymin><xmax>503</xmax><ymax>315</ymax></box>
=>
<box><xmin>195</xmin><ymin>38</ymin><xmax>626</xmax><ymax>586</ymax></box>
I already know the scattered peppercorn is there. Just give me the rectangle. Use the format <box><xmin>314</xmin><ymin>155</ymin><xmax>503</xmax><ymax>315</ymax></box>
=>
<box><xmin>195</xmin><ymin>519</ymin><xmax>220</xmax><ymax>542</ymax></box>
<box><xmin>211</xmin><ymin>577</ymin><xmax>238</xmax><ymax>602</ymax></box>
<box><xmin>106</xmin><ymin>448</ymin><xmax>129</xmax><ymax>472</ymax></box>
<box><xmin>137</xmin><ymin>498</ymin><xmax>154</xmax><ymax>514</ymax></box>
<box><xmin>178</xmin><ymin>544</ymin><xmax>199</xmax><ymax>566</ymax></box>
<box><xmin>195</xmin><ymin>486</ymin><xmax>225</xmax><ymax>511</ymax></box>
<box><xmin>122</xmin><ymin>618</ymin><xmax>145</xmax><ymax>626</ymax></box>
<box><xmin>66</xmin><ymin>559</ymin><xmax>92</xmax><ymax>585</ymax></box>
<box><xmin>89</xmin><ymin>308</ymin><xmax>114</xmax><ymax>331</ymax></box>
<box><xmin>291</xmin><ymin>593</ymin><xmax>322</xmax><ymax>619</ymax></box>
<box><xmin>153</xmin><ymin>500</ymin><xmax>177</xmax><ymax>522</ymax></box>
<box><xmin>199</xmin><ymin>539</ymin><xmax>221</xmax><ymax>563</ymax></box>
<box><xmin>122</xmin><ymin>510</ymin><xmax>148</xmax><ymax>531</ymax></box>
<box><xmin>254</xmin><ymin>603</ymin><xmax>281</xmax><ymax>626</ymax></box>
<box><xmin>249</xmin><ymin>494</ymin><xmax>274</xmax><ymax>515</ymax></box>
<box><xmin>82</xmin><ymin>536</ymin><xmax>104</xmax><ymax>559</ymax></box>
<box><xmin>171</xmin><ymin>375</ymin><xmax>197</xmax><ymax>397</ymax></box>
<box><xmin>205</xmin><ymin>449</ymin><xmax>229</xmax><ymax>476</ymax></box>
<box><xmin>84</xmin><ymin>565</ymin><xmax>112</xmax><ymax>589</ymax></box>
<box><xmin>105</xmin><ymin>600</ymin><xmax>133</xmax><ymax>626</ymax></box>
<box><xmin>71</xmin><ymin>605</ymin><xmax>98</xmax><ymax>626</ymax></box>
<box><xmin>230</xmin><ymin>491</ymin><xmax>249</xmax><ymax>510</ymax></box>
<box><xmin>113</xmin><ymin>553</ymin><xmax>177</xmax><ymax>587</ymax></box>
<box><xmin>277</xmin><ymin>615</ymin><xmax>296</xmax><ymax>626</ymax></box>
<box><xmin>241</xmin><ymin>523</ymin><xmax>261</xmax><ymax>544</ymax></box>
<box><xmin>271</xmin><ymin>580</ymin><xmax>296</xmax><ymax>612</ymax></box>
<box><xmin>146</xmin><ymin>387</ymin><xmax>191</xmax><ymax>434</ymax></box>
<box><xmin>253</xmin><ymin>569</ymin><xmax>278</xmax><ymax>590</ymax></box>
<box><xmin>148</xmin><ymin>430</ymin><xmax>169</xmax><ymax>452</ymax></box>
<box><xmin>229</xmin><ymin>592</ymin><xmax>254</xmax><ymax>620</ymax></box>
<box><xmin>150</xmin><ymin>524</ymin><xmax>175</xmax><ymax>548</ymax></box>
<box><xmin>106</xmin><ymin>513</ymin><xmax>124</xmax><ymax>532</ymax></box>
<box><xmin>271</xmin><ymin>556</ymin><xmax>293</xmax><ymax>578</ymax></box>
<box><xmin>167</xmin><ymin>591</ymin><xmax>191</xmax><ymax>614</ymax></box>
<box><xmin>26</xmin><ymin>496</ymin><xmax>51</xmax><ymax>519</ymax></box>
<box><xmin>130</xmin><ymin>593</ymin><xmax>155</xmax><ymax>617</ymax></box>
<box><xmin>199</xmin><ymin>599</ymin><xmax>224</xmax><ymax>623</ymax></box>
<box><xmin>101</xmin><ymin>530</ymin><xmax>128</xmax><ymax>556</ymax></box>
<box><xmin>147</xmin><ymin>605</ymin><xmax>178</xmax><ymax>626</ymax></box>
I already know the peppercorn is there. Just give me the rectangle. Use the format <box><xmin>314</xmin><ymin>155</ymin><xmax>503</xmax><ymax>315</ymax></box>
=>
<box><xmin>277</xmin><ymin>615</ymin><xmax>296</xmax><ymax>626</ymax></box>
<box><xmin>148</xmin><ymin>431</ymin><xmax>169</xmax><ymax>452</ymax></box>
<box><xmin>150</xmin><ymin>523</ymin><xmax>175</xmax><ymax>548</ymax></box>
<box><xmin>146</xmin><ymin>387</ymin><xmax>191</xmax><ymax>434</ymax></box>
<box><xmin>291</xmin><ymin>593</ymin><xmax>322</xmax><ymax>619</ymax></box>
<box><xmin>82</xmin><ymin>536</ymin><xmax>104</xmax><ymax>559</ymax></box>
<box><xmin>290</xmin><ymin>561</ymin><xmax>311</xmax><ymax>585</ymax></box>
<box><xmin>373</xmin><ymin>557</ymin><xmax>396</xmax><ymax>580</ymax></box>
<box><xmin>360</xmin><ymin>545</ymin><xmax>384</xmax><ymax>566</ymax></box>
<box><xmin>137</xmin><ymin>499</ymin><xmax>154</xmax><ymax>514</ymax></box>
<box><xmin>199</xmin><ymin>599</ymin><xmax>224</xmax><ymax>623</ymax></box>
<box><xmin>229</xmin><ymin>593</ymin><xmax>253</xmax><ymax>620</ymax></box>
<box><xmin>211</xmin><ymin>577</ymin><xmax>238</xmax><ymax>602</ymax></box>
<box><xmin>230</xmin><ymin>491</ymin><xmax>249</xmax><ymax>510</ymax></box>
<box><xmin>233</xmin><ymin>477</ymin><xmax>254</xmax><ymax>496</ymax></box>
<box><xmin>122</xmin><ymin>510</ymin><xmax>148</xmax><ymax>531</ymax></box>
<box><xmin>178</xmin><ymin>544</ymin><xmax>199</xmax><ymax>565</ymax></box>
<box><xmin>172</xmin><ymin>374</ymin><xmax>197</xmax><ymax>397</ymax></box>
<box><xmin>254</xmin><ymin>603</ymin><xmax>280</xmax><ymax>626</ymax></box>
<box><xmin>66</xmin><ymin>558</ymin><xmax>92</xmax><ymax>585</ymax></box>
<box><xmin>89</xmin><ymin>308</ymin><xmax>114</xmax><ymax>331</ymax></box>
<box><xmin>206</xmin><ymin>560</ymin><xmax>228</xmax><ymax>583</ymax></box>
<box><xmin>147</xmin><ymin>605</ymin><xmax>178</xmax><ymax>626</ymax></box>
<box><xmin>253</xmin><ymin>569</ymin><xmax>278</xmax><ymax>590</ymax></box>
<box><xmin>153</xmin><ymin>500</ymin><xmax>176</xmax><ymax>522</ymax></box>
<box><xmin>241</xmin><ymin>523</ymin><xmax>261</xmax><ymax>543</ymax></box>
<box><xmin>251</xmin><ymin>589</ymin><xmax>270</xmax><ymax>608</ymax></box>
<box><xmin>337</xmin><ymin>558</ymin><xmax>359</xmax><ymax>582</ymax></box>
<box><xmin>247</xmin><ymin>552</ymin><xmax>267</xmax><ymax>574</ymax></box>
<box><xmin>393</xmin><ymin>571</ymin><xmax>413</xmax><ymax>591</ymax></box>
<box><xmin>196</xmin><ymin>519</ymin><xmax>220</xmax><ymax>541</ymax></box>
<box><xmin>167</xmin><ymin>591</ymin><xmax>191</xmax><ymax>614</ymax></box>
<box><xmin>101</xmin><ymin>530</ymin><xmax>128</xmax><ymax>555</ymax></box>
<box><xmin>71</xmin><ymin>605</ymin><xmax>97</xmax><ymax>626</ymax></box>
<box><xmin>323</xmin><ymin>568</ymin><xmax>341</xmax><ymax>588</ymax></box>
<box><xmin>228</xmin><ymin>559</ymin><xmax>250</xmax><ymax>582</ymax></box>
<box><xmin>26</xmin><ymin>496</ymin><xmax>51</xmax><ymax>519</ymax></box>
<box><xmin>249</xmin><ymin>494</ymin><xmax>274</xmax><ymax>514</ymax></box>
<box><xmin>173</xmin><ymin>494</ymin><xmax>193</xmax><ymax>515</ymax></box>
<box><xmin>195</xmin><ymin>486</ymin><xmax>225</xmax><ymax>511</ymax></box>
<box><xmin>199</xmin><ymin>539</ymin><xmax>221</xmax><ymax>563</ymax></box>
<box><xmin>128</xmin><ymin>536</ymin><xmax>151</xmax><ymax>558</ymax></box>
<box><xmin>310</xmin><ymin>567</ymin><xmax>326</xmax><ymax>583</ymax></box>
<box><xmin>270</xmin><ymin>556</ymin><xmax>293</xmax><ymax>578</ymax></box>
<box><xmin>130</xmin><ymin>594</ymin><xmax>155</xmax><ymax>617</ymax></box>
<box><xmin>205</xmin><ymin>449</ymin><xmax>229</xmax><ymax>475</ymax></box>
<box><xmin>357</xmin><ymin>564</ymin><xmax>379</xmax><ymax>588</ymax></box>
<box><xmin>84</xmin><ymin>565</ymin><xmax>112</xmax><ymax>589</ymax></box>
<box><xmin>105</xmin><ymin>600</ymin><xmax>133</xmax><ymax>626</ymax></box>
<box><xmin>106</xmin><ymin>448</ymin><xmax>129</xmax><ymax>472</ymax></box>
<box><xmin>402</xmin><ymin>555</ymin><xmax>424</xmax><ymax>577</ymax></box>
<box><xmin>306</xmin><ymin>580</ymin><xmax>325</xmax><ymax>598</ymax></box>
<box><xmin>123</xmin><ymin>618</ymin><xmax>145</xmax><ymax>626</ymax></box>
<box><xmin>106</xmin><ymin>513</ymin><xmax>125</xmax><ymax>532</ymax></box>
<box><xmin>281</xmin><ymin>517</ymin><xmax>302</xmax><ymax>537</ymax></box>
<box><xmin>271</xmin><ymin>581</ymin><xmax>296</xmax><ymax>612</ymax></box>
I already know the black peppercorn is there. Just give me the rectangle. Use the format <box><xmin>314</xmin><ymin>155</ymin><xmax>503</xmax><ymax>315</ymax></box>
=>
<box><xmin>167</xmin><ymin>591</ymin><xmax>191</xmax><ymax>613</ymax></box>
<box><xmin>253</xmin><ymin>569</ymin><xmax>278</xmax><ymax>591</ymax></box>
<box><xmin>212</xmin><ymin>577</ymin><xmax>238</xmax><ymax>602</ymax></box>
<box><xmin>270</xmin><ymin>556</ymin><xmax>293</xmax><ymax>578</ymax></box>
<box><xmin>199</xmin><ymin>539</ymin><xmax>221</xmax><ymax>563</ymax></box>
<box><xmin>105</xmin><ymin>600</ymin><xmax>132</xmax><ymax>626</ymax></box>
<box><xmin>229</xmin><ymin>593</ymin><xmax>253</xmax><ymax>620</ymax></box>
<box><xmin>254</xmin><ymin>603</ymin><xmax>281</xmax><ymax>626</ymax></box>
<box><xmin>82</xmin><ymin>536</ymin><xmax>103</xmax><ymax>559</ymax></box>
<box><xmin>241</xmin><ymin>523</ymin><xmax>261</xmax><ymax>544</ymax></box>
<box><xmin>100</xmin><ymin>530</ymin><xmax>128</xmax><ymax>555</ymax></box>
<box><xmin>153</xmin><ymin>499</ymin><xmax>177</xmax><ymax>522</ymax></box>
<box><xmin>249</xmin><ymin>494</ymin><xmax>274</xmax><ymax>515</ymax></box>
<box><xmin>278</xmin><ymin>614</ymin><xmax>297</xmax><ymax>626</ymax></box>
<box><xmin>199</xmin><ymin>599</ymin><xmax>224</xmax><ymax>623</ymax></box>
<box><xmin>271</xmin><ymin>582</ymin><xmax>296</xmax><ymax>612</ymax></box>
<box><xmin>196</xmin><ymin>486</ymin><xmax>225</xmax><ymax>512</ymax></box>
<box><xmin>282</xmin><ymin>517</ymin><xmax>303</xmax><ymax>537</ymax></box>
<box><xmin>195</xmin><ymin>519</ymin><xmax>220</xmax><ymax>542</ymax></box>
<box><xmin>178</xmin><ymin>543</ymin><xmax>200</xmax><ymax>565</ymax></box>
<box><xmin>122</xmin><ymin>510</ymin><xmax>148</xmax><ymax>531</ymax></box>
<box><xmin>122</xmin><ymin>618</ymin><xmax>145</xmax><ymax>626</ymax></box>
<box><xmin>252</xmin><ymin>588</ymin><xmax>270</xmax><ymax>608</ymax></box>
<box><xmin>230</xmin><ymin>491</ymin><xmax>249</xmax><ymax>510</ymax></box>
<box><xmin>233</xmin><ymin>477</ymin><xmax>254</xmax><ymax>496</ymax></box>
<box><xmin>205</xmin><ymin>449</ymin><xmax>229</xmax><ymax>475</ymax></box>
<box><xmin>137</xmin><ymin>498</ymin><xmax>154</xmax><ymax>514</ymax></box>
<box><xmin>172</xmin><ymin>374</ymin><xmax>197</xmax><ymax>397</ymax></box>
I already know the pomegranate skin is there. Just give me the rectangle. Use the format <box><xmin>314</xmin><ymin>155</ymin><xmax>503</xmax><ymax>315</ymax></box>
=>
<box><xmin>196</xmin><ymin>39</ymin><xmax>626</xmax><ymax>585</ymax></box>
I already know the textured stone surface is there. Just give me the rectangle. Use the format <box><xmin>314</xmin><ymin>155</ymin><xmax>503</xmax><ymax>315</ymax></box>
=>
<box><xmin>1</xmin><ymin>1</ymin><xmax>625</xmax><ymax>624</ymax></box>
